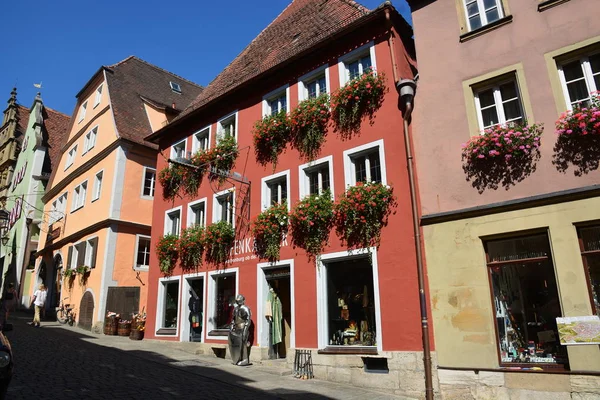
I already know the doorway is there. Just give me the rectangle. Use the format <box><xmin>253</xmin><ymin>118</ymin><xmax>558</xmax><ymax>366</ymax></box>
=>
<box><xmin>181</xmin><ymin>274</ymin><xmax>206</xmax><ymax>343</ymax></box>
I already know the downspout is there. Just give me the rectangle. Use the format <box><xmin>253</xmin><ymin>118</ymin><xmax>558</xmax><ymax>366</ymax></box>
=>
<box><xmin>386</xmin><ymin>7</ymin><xmax>434</xmax><ymax>400</ymax></box>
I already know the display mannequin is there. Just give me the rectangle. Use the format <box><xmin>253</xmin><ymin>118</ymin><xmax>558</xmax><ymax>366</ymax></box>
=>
<box><xmin>265</xmin><ymin>287</ymin><xmax>283</xmax><ymax>359</ymax></box>
<box><xmin>228</xmin><ymin>294</ymin><xmax>252</xmax><ymax>366</ymax></box>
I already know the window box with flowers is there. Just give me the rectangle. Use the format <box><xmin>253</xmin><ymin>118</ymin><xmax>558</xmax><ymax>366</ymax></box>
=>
<box><xmin>210</xmin><ymin>135</ymin><xmax>239</xmax><ymax>182</ymax></box>
<box><xmin>181</xmin><ymin>150</ymin><xmax>212</xmax><ymax>197</ymax></box>
<box><xmin>333</xmin><ymin>182</ymin><xmax>397</xmax><ymax>250</ymax></box>
<box><xmin>158</xmin><ymin>164</ymin><xmax>185</xmax><ymax>201</ymax></box>
<box><xmin>63</xmin><ymin>268</ymin><xmax>76</xmax><ymax>288</ymax></box>
<box><xmin>553</xmin><ymin>93</ymin><xmax>600</xmax><ymax>176</ymax></box>
<box><xmin>253</xmin><ymin>111</ymin><xmax>291</xmax><ymax>169</ymax></box>
<box><xmin>289</xmin><ymin>190</ymin><xmax>334</xmax><ymax>261</ymax></box>
<box><xmin>252</xmin><ymin>202</ymin><xmax>289</xmax><ymax>262</ymax></box>
<box><xmin>203</xmin><ymin>221</ymin><xmax>235</xmax><ymax>266</ymax></box>
<box><xmin>461</xmin><ymin>122</ymin><xmax>543</xmax><ymax>192</ymax></box>
<box><xmin>331</xmin><ymin>71</ymin><xmax>387</xmax><ymax>139</ymax></box>
<box><xmin>179</xmin><ymin>225</ymin><xmax>205</xmax><ymax>272</ymax></box>
<box><xmin>156</xmin><ymin>234</ymin><xmax>179</xmax><ymax>276</ymax></box>
<box><xmin>290</xmin><ymin>93</ymin><xmax>331</xmax><ymax>161</ymax></box>
<box><xmin>76</xmin><ymin>265</ymin><xmax>91</xmax><ymax>285</ymax></box>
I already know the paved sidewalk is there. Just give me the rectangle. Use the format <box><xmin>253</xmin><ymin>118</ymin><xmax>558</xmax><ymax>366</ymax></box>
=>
<box><xmin>43</xmin><ymin>316</ymin><xmax>412</xmax><ymax>400</ymax></box>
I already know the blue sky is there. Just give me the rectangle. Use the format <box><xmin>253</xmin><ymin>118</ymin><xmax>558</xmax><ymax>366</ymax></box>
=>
<box><xmin>0</xmin><ymin>0</ymin><xmax>411</xmax><ymax>116</ymax></box>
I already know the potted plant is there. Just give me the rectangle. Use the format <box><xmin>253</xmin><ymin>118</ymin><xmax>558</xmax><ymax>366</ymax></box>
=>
<box><xmin>203</xmin><ymin>221</ymin><xmax>235</xmax><ymax>266</ymax></box>
<box><xmin>179</xmin><ymin>225</ymin><xmax>205</xmax><ymax>271</ymax></box>
<box><xmin>130</xmin><ymin>310</ymin><xmax>146</xmax><ymax>340</ymax></box>
<box><xmin>156</xmin><ymin>234</ymin><xmax>179</xmax><ymax>276</ymax></box>
<box><xmin>289</xmin><ymin>191</ymin><xmax>334</xmax><ymax>261</ymax></box>
<box><xmin>158</xmin><ymin>164</ymin><xmax>185</xmax><ymax>201</ymax></box>
<box><xmin>253</xmin><ymin>111</ymin><xmax>291</xmax><ymax>169</ymax></box>
<box><xmin>290</xmin><ymin>93</ymin><xmax>331</xmax><ymax>161</ymax></box>
<box><xmin>553</xmin><ymin>93</ymin><xmax>600</xmax><ymax>176</ymax></box>
<box><xmin>330</xmin><ymin>70</ymin><xmax>387</xmax><ymax>139</ymax></box>
<box><xmin>333</xmin><ymin>182</ymin><xmax>397</xmax><ymax>250</ymax></box>
<box><xmin>252</xmin><ymin>202</ymin><xmax>289</xmax><ymax>262</ymax></box>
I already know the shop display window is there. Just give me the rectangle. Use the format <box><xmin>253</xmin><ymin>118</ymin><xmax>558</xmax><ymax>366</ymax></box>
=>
<box><xmin>326</xmin><ymin>257</ymin><xmax>377</xmax><ymax>347</ymax></box>
<box><xmin>162</xmin><ymin>280</ymin><xmax>179</xmax><ymax>329</ymax></box>
<box><xmin>578</xmin><ymin>225</ymin><xmax>600</xmax><ymax>316</ymax></box>
<box><xmin>485</xmin><ymin>233</ymin><xmax>569</xmax><ymax>368</ymax></box>
<box><xmin>214</xmin><ymin>274</ymin><xmax>236</xmax><ymax>329</ymax></box>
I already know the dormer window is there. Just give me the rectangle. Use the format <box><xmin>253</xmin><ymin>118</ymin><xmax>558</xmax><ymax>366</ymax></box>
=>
<box><xmin>170</xmin><ymin>82</ymin><xmax>182</xmax><ymax>94</ymax></box>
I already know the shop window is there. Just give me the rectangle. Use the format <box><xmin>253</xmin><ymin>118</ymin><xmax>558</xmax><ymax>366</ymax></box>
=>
<box><xmin>212</xmin><ymin>273</ymin><xmax>236</xmax><ymax>330</ymax></box>
<box><xmin>485</xmin><ymin>233</ymin><xmax>569</xmax><ymax>367</ymax></box>
<box><xmin>325</xmin><ymin>257</ymin><xmax>377</xmax><ymax>347</ymax></box>
<box><xmin>161</xmin><ymin>279</ymin><xmax>180</xmax><ymax>330</ymax></box>
<box><xmin>577</xmin><ymin>225</ymin><xmax>600</xmax><ymax>316</ymax></box>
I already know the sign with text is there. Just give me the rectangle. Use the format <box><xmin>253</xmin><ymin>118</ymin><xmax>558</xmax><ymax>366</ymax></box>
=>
<box><xmin>556</xmin><ymin>316</ymin><xmax>600</xmax><ymax>345</ymax></box>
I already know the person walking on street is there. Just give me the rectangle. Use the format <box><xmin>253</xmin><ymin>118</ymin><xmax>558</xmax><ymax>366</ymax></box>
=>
<box><xmin>30</xmin><ymin>284</ymin><xmax>47</xmax><ymax>327</ymax></box>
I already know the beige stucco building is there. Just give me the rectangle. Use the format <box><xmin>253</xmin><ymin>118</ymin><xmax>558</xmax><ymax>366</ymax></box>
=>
<box><xmin>408</xmin><ymin>0</ymin><xmax>600</xmax><ymax>398</ymax></box>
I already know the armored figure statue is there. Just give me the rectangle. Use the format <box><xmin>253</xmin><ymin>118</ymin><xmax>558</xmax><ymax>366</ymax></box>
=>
<box><xmin>228</xmin><ymin>294</ymin><xmax>252</xmax><ymax>366</ymax></box>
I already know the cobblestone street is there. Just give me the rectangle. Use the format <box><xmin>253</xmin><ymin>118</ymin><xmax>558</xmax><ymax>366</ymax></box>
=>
<box><xmin>5</xmin><ymin>312</ymin><xmax>408</xmax><ymax>400</ymax></box>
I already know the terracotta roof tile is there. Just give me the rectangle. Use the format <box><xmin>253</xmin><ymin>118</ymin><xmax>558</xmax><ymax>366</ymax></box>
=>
<box><xmin>43</xmin><ymin>107</ymin><xmax>71</xmax><ymax>174</ymax></box>
<box><xmin>178</xmin><ymin>0</ymin><xmax>370</xmax><ymax>119</ymax></box>
<box><xmin>16</xmin><ymin>105</ymin><xmax>30</xmax><ymax>139</ymax></box>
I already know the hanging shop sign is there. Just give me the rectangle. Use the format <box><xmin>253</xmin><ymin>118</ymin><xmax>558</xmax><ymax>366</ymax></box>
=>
<box><xmin>7</xmin><ymin>196</ymin><xmax>23</xmax><ymax>231</ymax></box>
<box><xmin>556</xmin><ymin>316</ymin><xmax>600</xmax><ymax>345</ymax></box>
<box><xmin>11</xmin><ymin>161</ymin><xmax>27</xmax><ymax>192</ymax></box>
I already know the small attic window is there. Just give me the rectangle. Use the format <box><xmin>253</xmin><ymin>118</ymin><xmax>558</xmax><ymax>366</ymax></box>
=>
<box><xmin>170</xmin><ymin>82</ymin><xmax>182</xmax><ymax>94</ymax></box>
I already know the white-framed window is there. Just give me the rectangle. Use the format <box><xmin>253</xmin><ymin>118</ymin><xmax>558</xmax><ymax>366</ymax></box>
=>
<box><xmin>92</xmin><ymin>170</ymin><xmax>103</xmax><ymax>201</ymax></box>
<box><xmin>187</xmin><ymin>198</ymin><xmax>207</xmax><ymax>228</ymax></box>
<box><xmin>141</xmin><ymin>167</ymin><xmax>156</xmax><ymax>198</ymax></box>
<box><xmin>474</xmin><ymin>78</ymin><xmax>523</xmax><ymax>130</ymax></box>
<box><xmin>343</xmin><ymin>139</ymin><xmax>387</xmax><ymax>187</ymax></box>
<box><xmin>171</xmin><ymin>139</ymin><xmax>187</xmax><ymax>159</ymax></box>
<box><xmin>70</xmin><ymin>237</ymin><xmax>98</xmax><ymax>269</ymax></box>
<box><xmin>50</xmin><ymin>192</ymin><xmax>68</xmax><ymax>224</ymax></box>
<box><xmin>84</xmin><ymin>237</ymin><xmax>98</xmax><ymax>268</ymax></box>
<box><xmin>134</xmin><ymin>235</ymin><xmax>151</xmax><ymax>270</ymax></box>
<box><xmin>206</xmin><ymin>268</ymin><xmax>238</xmax><ymax>338</ymax></box>
<box><xmin>65</xmin><ymin>145</ymin><xmax>77</xmax><ymax>170</ymax></box>
<box><xmin>71</xmin><ymin>180</ymin><xmax>88</xmax><ymax>212</ymax></box>
<box><xmin>170</xmin><ymin>81</ymin><xmax>182</xmax><ymax>94</ymax></box>
<box><xmin>261</xmin><ymin>170</ymin><xmax>290</xmax><ymax>211</ymax></box>
<box><xmin>83</xmin><ymin>126</ymin><xmax>98</xmax><ymax>154</ymax></box>
<box><xmin>463</xmin><ymin>0</ymin><xmax>503</xmax><ymax>32</ymax></box>
<box><xmin>78</xmin><ymin>101</ymin><xmax>88</xmax><ymax>123</ymax></box>
<box><xmin>338</xmin><ymin>42</ymin><xmax>377</xmax><ymax>86</ymax></box>
<box><xmin>298</xmin><ymin>65</ymin><xmax>330</xmax><ymax>101</ymax></box>
<box><xmin>217</xmin><ymin>111</ymin><xmax>238</xmax><ymax>142</ymax></box>
<box><xmin>93</xmin><ymin>84</ymin><xmax>103</xmax><ymax>108</ymax></box>
<box><xmin>156</xmin><ymin>276</ymin><xmax>181</xmax><ymax>333</ymax></box>
<box><xmin>213</xmin><ymin>188</ymin><xmax>235</xmax><ymax>226</ymax></box>
<box><xmin>299</xmin><ymin>155</ymin><xmax>334</xmax><ymax>198</ymax></box>
<box><xmin>262</xmin><ymin>85</ymin><xmax>290</xmax><ymax>116</ymax></box>
<box><xmin>192</xmin><ymin>126</ymin><xmax>211</xmax><ymax>154</ymax></box>
<box><xmin>164</xmin><ymin>206</ymin><xmax>182</xmax><ymax>236</ymax></box>
<box><xmin>558</xmin><ymin>52</ymin><xmax>600</xmax><ymax>111</ymax></box>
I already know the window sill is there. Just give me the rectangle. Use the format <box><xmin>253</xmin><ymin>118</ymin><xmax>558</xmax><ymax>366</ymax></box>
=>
<box><xmin>155</xmin><ymin>328</ymin><xmax>177</xmax><ymax>336</ymax></box>
<box><xmin>71</xmin><ymin>205</ymin><xmax>84</xmax><ymax>213</ymax></box>
<box><xmin>140</xmin><ymin>195</ymin><xmax>154</xmax><ymax>200</ymax></box>
<box><xmin>317</xmin><ymin>346</ymin><xmax>378</xmax><ymax>355</ymax></box>
<box><xmin>133</xmin><ymin>265</ymin><xmax>149</xmax><ymax>272</ymax></box>
<box><xmin>93</xmin><ymin>103</ymin><xmax>100</xmax><ymax>109</ymax></box>
<box><xmin>91</xmin><ymin>197</ymin><xmax>99</xmax><ymax>203</ymax></box>
<box><xmin>538</xmin><ymin>0</ymin><xmax>570</xmax><ymax>11</ymax></box>
<box><xmin>459</xmin><ymin>15</ymin><xmax>513</xmax><ymax>43</ymax></box>
<box><xmin>207</xmin><ymin>329</ymin><xmax>229</xmax><ymax>337</ymax></box>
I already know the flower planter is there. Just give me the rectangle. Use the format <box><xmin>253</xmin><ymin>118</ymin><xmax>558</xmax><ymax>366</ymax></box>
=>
<box><xmin>156</xmin><ymin>234</ymin><xmax>179</xmax><ymax>276</ymax></box>
<box><xmin>289</xmin><ymin>191</ymin><xmax>334</xmax><ymax>261</ymax></box>
<box><xmin>290</xmin><ymin>94</ymin><xmax>330</xmax><ymax>161</ymax></box>
<box><xmin>118</xmin><ymin>321</ymin><xmax>132</xmax><ymax>336</ymax></box>
<box><xmin>252</xmin><ymin>202</ymin><xmax>289</xmax><ymax>262</ymax></box>
<box><xmin>179</xmin><ymin>225</ymin><xmax>205</xmax><ymax>271</ymax></box>
<box><xmin>103</xmin><ymin>316</ymin><xmax>118</xmax><ymax>336</ymax></box>
<box><xmin>253</xmin><ymin>111</ymin><xmax>291</xmax><ymax>168</ymax></box>
<box><xmin>203</xmin><ymin>221</ymin><xmax>235</xmax><ymax>265</ymax></box>
<box><xmin>129</xmin><ymin>329</ymin><xmax>144</xmax><ymax>341</ymax></box>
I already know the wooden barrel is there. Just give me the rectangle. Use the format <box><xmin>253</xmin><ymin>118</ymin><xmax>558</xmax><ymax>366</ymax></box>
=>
<box><xmin>129</xmin><ymin>329</ymin><xmax>144</xmax><ymax>341</ymax></box>
<box><xmin>117</xmin><ymin>321</ymin><xmax>132</xmax><ymax>336</ymax></box>
<box><xmin>103</xmin><ymin>317</ymin><xmax>118</xmax><ymax>335</ymax></box>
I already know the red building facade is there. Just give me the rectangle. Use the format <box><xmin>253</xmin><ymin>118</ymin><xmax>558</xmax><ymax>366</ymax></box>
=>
<box><xmin>145</xmin><ymin>1</ymin><xmax>429</xmax><ymax>395</ymax></box>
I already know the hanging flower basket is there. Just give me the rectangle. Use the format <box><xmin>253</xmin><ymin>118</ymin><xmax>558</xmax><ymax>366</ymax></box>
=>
<box><xmin>330</xmin><ymin>70</ymin><xmax>387</xmax><ymax>140</ymax></box>
<box><xmin>253</xmin><ymin>111</ymin><xmax>291</xmax><ymax>169</ymax></box>
<box><xmin>289</xmin><ymin>191</ymin><xmax>334</xmax><ymax>261</ymax></box>
<box><xmin>209</xmin><ymin>136</ymin><xmax>239</xmax><ymax>182</ymax></box>
<box><xmin>203</xmin><ymin>221</ymin><xmax>235</xmax><ymax>266</ymax></box>
<box><xmin>553</xmin><ymin>94</ymin><xmax>600</xmax><ymax>176</ymax></box>
<box><xmin>333</xmin><ymin>182</ymin><xmax>397</xmax><ymax>249</ymax></box>
<box><xmin>158</xmin><ymin>164</ymin><xmax>185</xmax><ymax>201</ymax></box>
<box><xmin>461</xmin><ymin>122</ymin><xmax>543</xmax><ymax>193</ymax></box>
<box><xmin>156</xmin><ymin>234</ymin><xmax>179</xmax><ymax>276</ymax></box>
<box><xmin>179</xmin><ymin>225</ymin><xmax>205</xmax><ymax>271</ymax></box>
<box><xmin>290</xmin><ymin>93</ymin><xmax>331</xmax><ymax>161</ymax></box>
<box><xmin>182</xmin><ymin>150</ymin><xmax>212</xmax><ymax>197</ymax></box>
<box><xmin>252</xmin><ymin>202</ymin><xmax>289</xmax><ymax>262</ymax></box>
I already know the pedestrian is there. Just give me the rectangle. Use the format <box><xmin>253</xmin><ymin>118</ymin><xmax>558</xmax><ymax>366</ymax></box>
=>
<box><xmin>30</xmin><ymin>284</ymin><xmax>47</xmax><ymax>327</ymax></box>
<box><xmin>4</xmin><ymin>283</ymin><xmax>17</xmax><ymax>321</ymax></box>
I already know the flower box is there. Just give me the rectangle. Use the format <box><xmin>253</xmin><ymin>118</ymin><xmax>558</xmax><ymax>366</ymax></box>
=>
<box><xmin>253</xmin><ymin>111</ymin><xmax>291</xmax><ymax>168</ymax></box>
<box><xmin>179</xmin><ymin>225</ymin><xmax>205</xmax><ymax>271</ymax></box>
<box><xmin>289</xmin><ymin>191</ymin><xmax>334</xmax><ymax>261</ymax></box>
<box><xmin>156</xmin><ymin>234</ymin><xmax>179</xmax><ymax>276</ymax></box>
<box><xmin>290</xmin><ymin>93</ymin><xmax>331</xmax><ymax>161</ymax></box>
<box><xmin>203</xmin><ymin>221</ymin><xmax>235</xmax><ymax>265</ymax></box>
<box><xmin>252</xmin><ymin>202</ymin><xmax>289</xmax><ymax>262</ymax></box>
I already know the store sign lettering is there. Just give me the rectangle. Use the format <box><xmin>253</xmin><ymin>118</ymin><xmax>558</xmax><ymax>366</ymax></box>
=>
<box><xmin>11</xmin><ymin>161</ymin><xmax>27</xmax><ymax>192</ymax></box>
<box><xmin>226</xmin><ymin>235</ymin><xmax>289</xmax><ymax>264</ymax></box>
<box><xmin>7</xmin><ymin>196</ymin><xmax>23</xmax><ymax>230</ymax></box>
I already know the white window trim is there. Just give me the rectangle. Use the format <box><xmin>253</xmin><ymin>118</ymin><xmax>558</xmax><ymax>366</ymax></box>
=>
<box><xmin>558</xmin><ymin>52</ymin><xmax>600</xmax><ymax>111</ymax></box>
<box><xmin>217</xmin><ymin>111</ymin><xmax>239</xmax><ymax>143</ymax></box>
<box><xmin>65</xmin><ymin>145</ymin><xmax>77</xmax><ymax>171</ymax></box>
<box><xmin>262</xmin><ymin>85</ymin><xmax>291</xmax><ymax>117</ymax></box>
<box><xmin>171</xmin><ymin>139</ymin><xmax>187</xmax><ymax>160</ymax></box>
<box><xmin>141</xmin><ymin>166</ymin><xmax>156</xmax><ymax>199</ymax></box>
<box><xmin>187</xmin><ymin>197</ymin><xmax>208</xmax><ymax>228</ymax></box>
<box><xmin>92</xmin><ymin>169</ymin><xmax>104</xmax><ymax>202</ymax></box>
<box><xmin>260</xmin><ymin>170</ymin><xmax>291</xmax><ymax>212</ymax></box>
<box><xmin>156</xmin><ymin>275</ymin><xmax>182</xmax><ymax>335</ymax></box>
<box><xmin>71</xmin><ymin>240</ymin><xmax>85</xmax><ymax>269</ymax></box>
<box><xmin>212</xmin><ymin>187</ymin><xmax>236</xmax><ymax>228</ymax></box>
<box><xmin>82</xmin><ymin>126</ymin><xmax>98</xmax><ymax>155</ymax></box>
<box><xmin>180</xmin><ymin>272</ymin><xmax>207</xmax><ymax>342</ymax></box>
<box><xmin>206</xmin><ymin>267</ymin><xmax>239</xmax><ymax>341</ymax></box>
<box><xmin>316</xmin><ymin>248</ymin><xmax>383</xmax><ymax>352</ymax></box>
<box><xmin>342</xmin><ymin>139</ymin><xmax>387</xmax><ymax>188</ymax></box>
<box><xmin>337</xmin><ymin>41</ymin><xmax>377</xmax><ymax>87</ymax></box>
<box><xmin>298</xmin><ymin>65</ymin><xmax>331</xmax><ymax>102</ymax></box>
<box><xmin>164</xmin><ymin>205</ymin><xmax>183</xmax><ymax>236</ymax></box>
<box><xmin>84</xmin><ymin>236</ymin><xmax>98</xmax><ymax>267</ymax></box>
<box><xmin>134</xmin><ymin>234</ymin><xmax>152</xmax><ymax>271</ymax></box>
<box><xmin>93</xmin><ymin>84</ymin><xmax>103</xmax><ymax>108</ymax></box>
<box><xmin>298</xmin><ymin>155</ymin><xmax>335</xmax><ymax>200</ymax></box>
<box><xmin>78</xmin><ymin>101</ymin><xmax>88</xmax><ymax>123</ymax></box>
<box><xmin>192</xmin><ymin>126</ymin><xmax>212</xmax><ymax>154</ymax></box>
<box><xmin>71</xmin><ymin>180</ymin><xmax>88</xmax><ymax>212</ymax></box>
<box><xmin>473</xmin><ymin>78</ymin><xmax>523</xmax><ymax>131</ymax></box>
<box><xmin>256</xmin><ymin>259</ymin><xmax>296</xmax><ymax>349</ymax></box>
<box><xmin>463</xmin><ymin>0</ymin><xmax>504</xmax><ymax>32</ymax></box>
